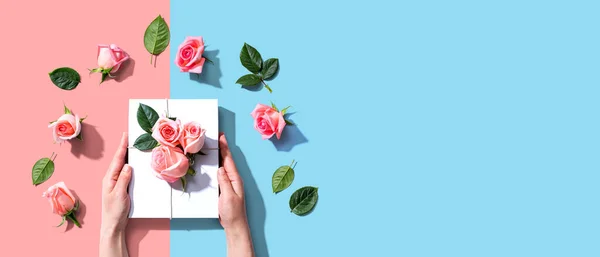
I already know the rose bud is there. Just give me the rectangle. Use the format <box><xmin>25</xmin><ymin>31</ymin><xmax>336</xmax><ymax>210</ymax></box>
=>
<box><xmin>89</xmin><ymin>44</ymin><xmax>130</xmax><ymax>83</ymax></box>
<box><xmin>48</xmin><ymin>105</ymin><xmax>84</xmax><ymax>143</ymax></box>
<box><xmin>42</xmin><ymin>182</ymin><xmax>81</xmax><ymax>228</ymax></box>
<box><xmin>151</xmin><ymin>145</ymin><xmax>190</xmax><ymax>183</ymax></box>
<box><xmin>251</xmin><ymin>103</ymin><xmax>287</xmax><ymax>139</ymax></box>
<box><xmin>179</xmin><ymin>121</ymin><xmax>206</xmax><ymax>154</ymax></box>
<box><xmin>152</xmin><ymin>116</ymin><xmax>183</xmax><ymax>147</ymax></box>
<box><xmin>175</xmin><ymin>36</ymin><xmax>207</xmax><ymax>74</ymax></box>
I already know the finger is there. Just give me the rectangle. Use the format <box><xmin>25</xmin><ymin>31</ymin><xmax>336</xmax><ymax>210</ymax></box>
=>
<box><xmin>219</xmin><ymin>134</ymin><xmax>243</xmax><ymax>195</ymax></box>
<box><xmin>217</xmin><ymin>167</ymin><xmax>234</xmax><ymax>195</ymax></box>
<box><xmin>115</xmin><ymin>164</ymin><xmax>132</xmax><ymax>194</ymax></box>
<box><xmin>105</xmin><ymin>132</ymin><xmax>129</xmax><ymax>184</ymax></box>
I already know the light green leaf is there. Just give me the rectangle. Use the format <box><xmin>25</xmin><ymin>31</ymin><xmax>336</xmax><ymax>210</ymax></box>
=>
<box><xmin>262</xmin><ymin>58</ymin><xmax>279</xmax><ymax>80</ymax></box>
<box><xmin>289</xmin><ymin>186</ymin><xmax>319</xmax><ymax>216</ymax></box>
<box><xmin>144</xmin><ymin>15</ymin><xmax>170</xmax><ymax>57</ymax></box>
<box><xmin>134</xmin><ymin>133</ymin><xmax>158</xmax><ymax>151</ymax></box>
<box><xmin>137</xmin><ymin>103</ymin><xmax>159</xmax><ymax>133</ymax></box>
<box><xmin>272</xmin><ymin>160</ymin><xmax>296</xmax><ymax>193</ymax></box>
<box><xmin>49</xmin><ymin>67</ymin><xmax>81</xmax><ymax>90</ymax></box>
<box><xmin>235</xmin><ymin>74</ymin><xmax>262</xmax><ymax>86</ymax></box>
<box><xmin>240</xmin><ymin>43</ymin><xmax>262</xmax><ymax>73</ymax></box>
<box><xmin>32</xmin><ymin>156</ymin><xmax>55</xmax><ymax>185</ymax></box>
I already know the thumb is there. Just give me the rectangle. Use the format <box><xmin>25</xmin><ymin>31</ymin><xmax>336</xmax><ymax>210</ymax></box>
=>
<box><xmin>115</xmin><ymin>164</ymin><xmax>132</xmax><ymax>193</ymax></box>
<box><xmin>217</xmin><ymin>167</ymin><xmax>234</xmax><ymax>195</ymax></box>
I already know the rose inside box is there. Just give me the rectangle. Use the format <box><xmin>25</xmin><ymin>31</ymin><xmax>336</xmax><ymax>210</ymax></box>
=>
<box><xmin>128</xmin><ymin>99</ymin><xmax>219</xmax><ymax>219</ymax></box>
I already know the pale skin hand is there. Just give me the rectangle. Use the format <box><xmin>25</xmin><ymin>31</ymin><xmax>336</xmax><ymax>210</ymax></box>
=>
<box><xmin>100</xmin><ymin>132</ymin><xmax>131</xmax><ymax>257</ymax></box>
<box><xmin>218</xmin><ymin>133</ymin><xmax>255</xmax><ymax>257</ymax></box>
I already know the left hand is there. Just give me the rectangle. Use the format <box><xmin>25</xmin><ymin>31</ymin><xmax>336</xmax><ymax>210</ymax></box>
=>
<box><xmin>101</xmin><ymin>132</ymin><xmax>132</xmax><ymax>232</ymax></box>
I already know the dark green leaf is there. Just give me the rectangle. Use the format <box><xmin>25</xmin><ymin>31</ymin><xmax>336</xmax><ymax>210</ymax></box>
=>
<box><xmin>240</xmin><ymin>43</ymin><xmax>262</xmax><ymax>73</ymax></box>
<box><xmin>289</xmin><ymin>186</ymin><xmax>319</xmax><ymax>215</ymax></box>
<box><xmin>168</xmin><ymin>117</ymin><xmax>177</xmax><ymax>121</ymax></box>
<box><xmin>134</xmin><ymin>133</ymin><xmax>158</xmax><ymax>151</ymax></box>
<box><xmin>262</xmin><ymin>58</ymin><xmax>279</xmax><ymax>80</ymax></box>
<box><xmin>32</xmin><ymin>157</ymin><xmax>55</xmax><ymax>185</ymax></box>
<box><xmin>285</xmin><ymin>119</ymin><xmax>294</xmax><ymax>126</ymax></box>
<box><xmin>49</xmin><ymin>67</ymin><xmax>81</xmax><ymax>90</ymax></box>
<box><xmin>144</xmin><ymin>15</ymin><xmax>170</xmax><ymax>55</ymax></box>
<box><xmin>235</xmin><ymin>74</ymin><xmax>262</xmax><ymax>86</ymax></box>
<box><xmin>272</xmin><ymin>162</ymin><xmax>295</xmax><ymax>193</ymax></box>
<box><xmin>137</xmin><ymin>103</ymin><xmax>159</xmax><ymax>133</ymax></box>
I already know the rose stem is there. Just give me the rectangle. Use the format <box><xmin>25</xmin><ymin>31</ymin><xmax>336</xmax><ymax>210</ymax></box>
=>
<box><xmin>261</xmin><ymin>80</ymin><xmax>273</xmax><ymax>93</ymax></box>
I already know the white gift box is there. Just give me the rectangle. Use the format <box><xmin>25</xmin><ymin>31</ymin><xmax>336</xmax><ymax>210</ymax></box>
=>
<box><xmin>127</xmin><ymin>99</ymin><xmax>219</xmax><ymax>219</ymax></box>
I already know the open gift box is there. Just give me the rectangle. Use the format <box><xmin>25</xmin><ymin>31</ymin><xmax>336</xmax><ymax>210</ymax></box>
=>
<box><xmin>127</xmin><ymin>99</ymin><xmax>219</xmax><ymax>219</ymax></box>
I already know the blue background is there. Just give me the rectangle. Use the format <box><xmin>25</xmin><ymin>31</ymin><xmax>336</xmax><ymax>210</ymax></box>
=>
<box><xmin>170</xmin><ymin>0</ymin><xmax>600</xmax><ymax>256</ymax></box>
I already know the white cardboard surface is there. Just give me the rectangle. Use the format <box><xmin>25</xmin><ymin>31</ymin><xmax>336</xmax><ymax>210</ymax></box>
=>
<box><xmin>128</xmin><ymin>99</ymin><xmax>219</xmax><ymax>219</ymax></box>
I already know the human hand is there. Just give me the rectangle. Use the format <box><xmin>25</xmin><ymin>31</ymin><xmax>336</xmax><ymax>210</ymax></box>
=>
<box><xmin>218</xmin><ymin>133</ymin><xmax>248</xmax><ymax>231</ymax></box>
<box><xmin>218</xmin><ymin>133</ymin><xmax>255</xmax><ymax>257</ymax></box>
<box><xmin>101</xmin><ymin>132</ymin><xmax>132</xmax><ymax>233</ymax></box>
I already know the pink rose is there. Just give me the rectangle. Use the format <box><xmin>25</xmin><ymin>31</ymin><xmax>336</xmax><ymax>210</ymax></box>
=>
<box><xmin>251</xmin><ymin>104</ymin><xmax>286</xmax><ymax>139</ymax></box>
<box><xmin>152</xmin><ymin>117</ymin><xmax>183</xmax><ymax>147</ymax></box>
<box><xmin>97</xmin><ymin>44</ymin><xmax>129</xmax><ymax>73</ymax></box>
<box><xmin>175</xmin><ymin>36</ymin><xmax>206</xmax><ymax>74</ymax></box>
<box><xmin>42</xmin><ymin>182</ymin><xmax>76</xmax><ymax>216</ymax></box>
<box><xmin>179</xmin><ymin>121</ymin><xmax>206</xmax><ymax>154</ymax></box>
<box><xmin>48</xmin><ymin>114</ymin><xmax>81</xmax><ymax>143</ymax></box>
<box><xmin>151</xmin><ymin>146</ymin><xmax>190</xmax><ymax>183</ymax></box>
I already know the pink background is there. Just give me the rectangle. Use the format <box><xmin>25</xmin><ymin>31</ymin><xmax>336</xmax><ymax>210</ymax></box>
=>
<box><xmin>0</xmin><ymin>1</ymin><xmax>170</xmax><ymax>256</ymax></box>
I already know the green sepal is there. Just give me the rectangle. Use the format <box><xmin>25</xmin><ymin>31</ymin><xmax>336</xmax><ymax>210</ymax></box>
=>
<box><xmin>285</xmin><ymin>119</ymin><xmax>294</xmax><ymax>126</ymax></box>
<box><xmin>270</xmin><ymin>102</ymin><xmax>279</xmax><ymax>112</ymax></box>
<box><xmin>281</xmin><ymin>106</ymin><xmax>291</xmax><ymax>115</ymax></box>
<box><xmin>64</xmin><ymin>104</ymin><xmax>72</xmax><ymax>115</ymax></box>
<box><xmin>181</xmin><ymin>176</ymin><xmax>187</xmax><ymax>193</ymax></box>
<box><xmin>203</xmin><ymin>56</ymin><xmax>214</xmax><ymax>64</ymax></box>
<box><xmin>187</xmin><ymin>167</ymin><xmax>196</xmax><ymax>176</ymax></box>
<box><xmin>56</xmin><ymin>216</ymin><xmax>66</xmax><ymax>227</ymax></box>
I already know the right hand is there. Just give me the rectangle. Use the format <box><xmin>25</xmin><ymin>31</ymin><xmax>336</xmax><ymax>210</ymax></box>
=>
<box><xmin>217</xmin><ymin>133</ymin><xmax>248</xmax><ymax>230</ymax></box>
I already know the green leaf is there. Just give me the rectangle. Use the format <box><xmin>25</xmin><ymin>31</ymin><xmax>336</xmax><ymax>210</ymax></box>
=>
<box><xmin>289</xmin><ymin>186</ymin><xmax>319</xmax><ymax>216</ymax></box>
<box><xmin>134</xmin><ymin>133</ymin><xmax>158</xmax><ymax>151</ymax></box>
<box><xmin>272</xmin><ymin>160</ymin><xmax>296</xmax><ymax>193</ymax></box>
<box><xmin>235</xmin><ymin>74</ymin><xmax>262</xmax><ymax>86</ymax></box>
<box><xmin>240</xmin><ymin>43</ymin><xmax>262</xmax><ymax>73</ymax></box>
<box><xmin>168</xmin><ymin>117</ymin><xmax>177</xmax><ymax>121</ymax></box>
<box><xmin>281</xmin><ymin>106</ymin><xmax>291</xmax><ymax>115</ymax></box>
<box><xmin>262</xmin><ymin>58</ymin><xmax>279</xmax><ymax>80</ymax></box>
<box><xmin>144</xmin><ymin>15</ymin><xmax>170</xmax><ymax>56</ymax></box>
<box><xmin>137</xmin><ymin>103</ymin><xmax>159</xmax><ymax>133</ymax></box>
<box><xmin>49</xmin><ymin>67</ymin><xmax>81</xmax><ymax>90</ymax></box>
<box><xmin>32</xmin><ymin>157</ymin><xmax>55</xmax><ymax>185</ymax></box>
